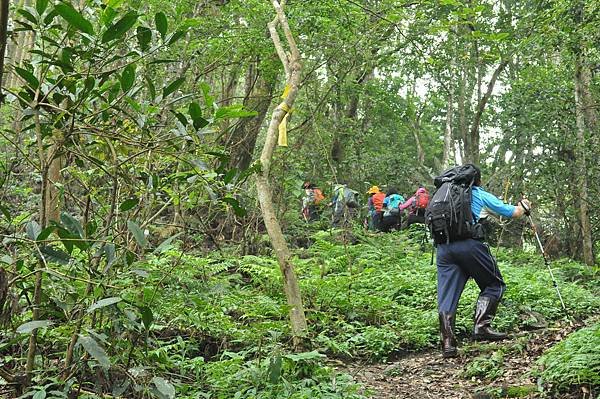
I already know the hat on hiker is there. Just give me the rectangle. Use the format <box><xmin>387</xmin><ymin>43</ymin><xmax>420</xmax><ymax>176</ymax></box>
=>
<box><xmin>367</xmin><ymin>185</ymin><xmax>380</xmax><ymax>194</ymax></box>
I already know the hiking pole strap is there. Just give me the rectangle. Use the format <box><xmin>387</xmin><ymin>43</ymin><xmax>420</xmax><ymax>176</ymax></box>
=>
<box><xmin>519</xmin><ymin>200</ymin><xmax>531</xmax><ymax>216</ymax></box>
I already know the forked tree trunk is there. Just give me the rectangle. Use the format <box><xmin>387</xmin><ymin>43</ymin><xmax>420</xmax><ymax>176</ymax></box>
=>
<box><xmin>255</xmin><ymin>0</ymin><xmax>307</xmax><ymax>342</ymax></box>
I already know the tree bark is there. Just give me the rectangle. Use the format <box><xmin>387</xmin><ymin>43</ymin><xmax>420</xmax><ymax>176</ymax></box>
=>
<box><xmin>574</xmin><ymin>52</ymin><xmax>595</xmax><ymax>266</ymax></box>
<box><xmin>0</xmin><ymin>0</ymin><xmax>9</xmax><ymax>103</ymax></box>
<box><xmin>255</xmin><ymin>0</ymin><xmax>307</xmax><ymax>342</ymax></box>
<box><xmin>468</xmin><ymin>60</ymin><xmax>508</xmax><ymax>165</ymax></box>
<box><xmin>442</xmin><ymin>90</ymin><xmax>453</xmax><ymax>169</ymax></box>
<box><xmin>227</xmin><ymin>60</ymin><xmax>275</xmax><ymax>171</ymax></box>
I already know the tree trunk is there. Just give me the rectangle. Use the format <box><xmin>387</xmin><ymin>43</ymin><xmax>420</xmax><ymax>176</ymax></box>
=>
<box><xmin>457</xmin><ymin>66</ymin><xmax>469</xmax><ymax>163</ymax></box>
<box><xmin>468</xmin><ymin>60</ymin><xmax>508</xmax><ymax>165</ymax></box>
<box><xmin>0</xmin><ymin>0</ymin><xmax>9</xmax><ymax>103</ymax></box>
<box><xmin>227</xmin><ymin>60</ymin><xmax>275</xmax><ymax>171</ymax></box>
<box><xmin>255</xmin><ymin>0</ymin><xmax>307</xmax><ymax>342</ymax></box>
<box><xmin>442</xmin><ymin>90</ymin><xmax>453</xmax><ymax>169</ymax></box>
<box><xmin>574</xmin><ymin>52</ymin><xmax>595</xmax><ymax>266</ymax></box>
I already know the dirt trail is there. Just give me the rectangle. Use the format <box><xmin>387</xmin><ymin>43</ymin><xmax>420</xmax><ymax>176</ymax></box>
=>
<box><xmin>342</xmin><ymin>323</ymin><xmax>595</xmax><ymax>399</ymax></box>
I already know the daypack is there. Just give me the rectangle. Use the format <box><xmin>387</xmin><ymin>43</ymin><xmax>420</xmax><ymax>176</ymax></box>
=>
<box><xmin>425</xmin><ymin>164</ymin><xmax>479</xmax><ymax>245</ymax></box>
<box><xmin>335</xmin><ymin>185</ymin><xmax>359</xmax><ymax>208</ymax></box>
<box><xmin>415</xmin><ymin>190</ymin><xmax>429</xmax><ymax>209</ymax></box>
<box><xmin>343</xmin><ymin>187</ymin><xmax>359</xmax><ymax>208</ymax></box>
<box><xmin>313</xmin><ymin>188</ymin><xmax>325</xmax><ymax>205</ymax></box>
<box><xmin>383</xmin><ymin>194</ymin><xmax>404</xmax><ymax>217</ymax></box>
<box><xmin>372</xmin><ymin>192</ymin><xmax>385</xmax><ymax>212</ymax></box>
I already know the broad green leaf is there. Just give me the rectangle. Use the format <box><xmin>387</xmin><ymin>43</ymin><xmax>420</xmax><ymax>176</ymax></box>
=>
<box><xmin>16</xmin><ymin>320</ymin><xmax>52</xmax><ymax>334</ymax></box>
<box><xmin>14</xmin><ymin>66</ymin><xmax>39</xmax><ymax>89</ymax></box>
<box><xmin>136</xmin><ymin>26</ymin><xmax>152</xmax><ymax>51</ymax></box>
<box><xmin>26</xmin><ymin>220</ymin><xmax>41</xmax><ymax>240</ymax></box>
<box><xmin>151</xmin><ymin>376</ymin><xmax>175</xmax><ymax>399</ymax></box>
<box><xmin>215</xmin><ymin>105</ymin><xmax>257</xmax><ymax>120</ymax></box>
<box><xmin>188</xmin><ymin>102</ymin><xmax>209</xmax><ymax>130</ymax></box>
<box><xmin>39</xmin><ymin>246</ymin><xmax>71</xmax><ymax>265</ymax></box>
<box><xmin>55</xmin><ymin>2</ymin><xmax>94</xmax><ymax>35</ymax></box>
<box><xmin>154</xmin><ymin>12</ymin><xmax>167</xmax><ymax>39</ymax></box>
<box><xmin>119</xmin><ymin>197</ymin><xmax>138</xmax><ymax>211</ymax></box>
<box><xmin>127</xmin><ymin>220</ymin><xmax>148</xmax><ymax>248</ymax></box>
<box><xmin>60</xmin><ymin>212</ymin><xmax>84</xmax><ymax>238</ymax></box>
<box><xmin>0</xmin><ymin>204</ymin><xmax>11</xmax><ymax>221</ymax></box>
<box><xmin>140</xmin><ymin>306</ymin><xmax>153</xmax><ymax>330</ymax></box>
<box><xmin>268</xmin><ymin>356</ymin><xmax>282</xmax><ymax>383</ymax></box>
<box><xmin>32</xmin><ymin>390</ymin><xmax>46</xmax><ymax>399</ymax></box>
<box><xmin>36</xmin><ymin>0</ymin><xmax>49</xmax><ymax>15</ymax></box>
<box><xmin>77</xmin><ymin>335</ymin><xmax>110</xmax><ymax>368</ymax></box>
<box><xmin>167</xmin><ymin>29</ymin><xmax>186</xmax><ymax>45</ymax></box>
<box><xmin>154</xmin><ymin>233</ymin><xmax>182</xmax><ymax>254</ymax></box>
<box><xmin>200</xmin><ymin>82</ymin><xmax>214</xmax><ymax>109</ymax></box>
<box><xmin>104</xmin><ymin>243</ymin><xmax>116</xmax><ymax>268</ymax></box>
<box><xmin>120</xmin><ymin>64</ymin><xmax>135</xmax><ymax>92</ymax></box>
<box><xmin>87</xmin><ymin>297</ymin><xmax>122</xmax><ymax>313</ymax></box>
<box><xmin>283</xmin><ymin>350</ymin><xmax>325</xmax><ymax>362</ymax></box>
<box><xmin>17</xmin><ymin>9</ymin><xmax>38</xmax><ymax>25</ymax></box>
<box><xmin>36</xmin><ymin>226</ymin><xmax>55</xmax><ymax>241</ymax></box>
<box><xmin>171</xmin><ymin>111</ymin><xmax>188</xmax><ymax>126</ymax></box>
<box><xmin>145</xmin><ymin>75</ymin><xmax>156</xmax><ymax>99</ymax></box>
<box><xmin>101</xmin><ymin>11</ymin><xmax>138</xmax><ymax>43</ymax></box>
<box><xmin>222</xmin><ymin>197</ymin><xmax>246</xmax><ymax>217</ymax></box>
<box><xmin>162</xmin><ymin>77</ymin><xmax>185</xmax><ymax>98</ymax></box>
<box><xmin>0</xmin><ymin>255</ymin><xmax>12</xmax><ymax>264</ymax></box>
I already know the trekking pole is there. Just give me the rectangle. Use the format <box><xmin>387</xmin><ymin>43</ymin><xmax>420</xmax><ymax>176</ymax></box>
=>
<box><xmin>519</xmin><ymin>199</ymin><xmax>571</xmax><ymax>321</ymax></box>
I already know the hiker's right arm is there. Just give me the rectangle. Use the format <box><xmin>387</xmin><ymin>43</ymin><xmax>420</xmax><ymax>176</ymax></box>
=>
<box><xmin>512</xmin><ymin>199</ymin><xmax>531</xmax><ymax>218</ymax></box>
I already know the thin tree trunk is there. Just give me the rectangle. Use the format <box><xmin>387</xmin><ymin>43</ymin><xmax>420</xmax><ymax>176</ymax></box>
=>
<box><xmin>468</xmin><ymin>60</ymin><xmax>508</xmax><ymax>166</ymax></box>
<box><xmin>574</xmin><ymin>53</ymin><xmax>594</xmax><ymax>266</ymax></box>
<box><xmin>442</xmin><ymin>90</ymin><xmax>453</xmax><ymax>169</ymax></box>
<box><xmin>457</xmin><ymin>66</ymin><xmax>469</xmax><ymax>163</ymax></box>
<box><xmin>255</xmin><ymin>0</ymin><xmax>307</xmax><ymax>343</ymax></box>
<box><xmin>0</xmin><ymin>0</ymin><xmax>9</xmax><ymax>103</ymax></box>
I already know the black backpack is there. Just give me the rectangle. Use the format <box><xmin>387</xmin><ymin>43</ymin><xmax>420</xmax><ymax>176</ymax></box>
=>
<box><xmin>425</xmin><ymin>164</ymin><xmax>480</xmax><ymax>245</ymax></box>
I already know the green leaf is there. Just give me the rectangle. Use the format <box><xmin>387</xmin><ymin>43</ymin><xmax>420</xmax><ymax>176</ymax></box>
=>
<box><xmin>60</xmin><ymin>212</ymin><xmax>84</xmax><ymax>238</ymax></box>
<box><xmin>151</xmin><ymin>376</ymin><xmax>175</xmax><ymax>399</ymax></box>
<box><xmin>87</xmin><ymin>297</ymin><xmax>122</xmax><ymax>313</ymax></box>
<box><xmin>171</xmin><ymin>111</ymin><xmax>188</xmax><ymax>126</ymax></box>
<box><xmin>17</xmin><ymin>9</ymin><xmax>38</xmax><ymax>25</ymax></box>
<box><xmin>26</xmin><ymin>220</ymin><xmax>41</xmax><ymax>240</ymax></box>
<box><xmin>154</xmin><ymin>233</ymin><xmax>182</xmax><ymax>254</ymax></box>
<box><xmin>77</xmin><ymin>335</ymin><xmax>110</xmax><ymax>368</ymax></box>
<box><xmin>154</xmin><ymin>12</ymin><xmax>167</xmax><ymax>39</ymax></box>
<box><xmin>32</xmin><ymin>390</ymin><xmax>46</xmax><ymax>399</ymax></box>
<box><xmin>136</xmin><ymin>26</ymin><xmax>152</xmax><ymax>51</ymax></box>
<box><xmin>200</xmin><ymin>82</ymin><xmax>214</xmax><ymax>109</ymax></box>
<box><xmin>215</xmin><ymin>105</ymin><xmax>257</xmax><ymax>120</ymax></box>
<box><xmin>0</xmin><ymin>204</ymin><xmax>11</xmax><ymax>221</ymax></box>
<box><xmin>268</xmin><ymin>356</ymin><xmax>282</xmax><ymax>383</ymax></box>
<box><xmin>16</xmin><ymin>320</ymin><xmax>52</xmax><ymax>334</ymax></box>
<box><xmin>283</xmin><ymin>350</ymin><xmax>325</xmax><ymax>362</ymax></box>
<box><xmin>39</xmin><ymin>246</ymin><xmax>71</xmax><ymax>265</ymax></box>
<box><xmin>101</xmin><ymin>11</ymin><xmax>138</xmax><ymax>43</ymax></box>
<box><xmin>140</xmin><ymin>306</ymin><xmax>153</xmax><ymax>330</ymax></box>
<box><xmin>162</xmin><ymin>77</ymin><xmax>185</xmax><ymax>98</ymax></box>
<box><xmin>221</xmin><ymin>196</ymin><xmax>246</xmax><ymax>217</ymax></box>
<box><xmin>37</xmin><ymin>226</ymin><xmax>55</xmax><ymax>241</ymax></box>
<box><xmin>36</xmin><ymin>0</ymin><xmax>49</xmax><ymax>15</ymax></box>
<box><xmin>119</xmin><ymin>197</ymin><xmax>139</xmax><ymax>211</ymax></box>
<box><xmin>104</xmin><ymin>243</ymin><xmax>116</xmax><ymax>268</ymax></box>
<box><xmin>127</xmin><ymin>220</ymin><xmax>148</xmax><ymax>248</ymax></box>
<box><xmin>188</xmin><ymin>102</ymin><xmax>209</xmax><ymax>130</ymax></box>
<box><xmin>120</xmin><ymin>64</ymin><xmax>135</xmax><ymax>92</ymax></box>
<box><xmin>167</xmin><ymin>29</ymin><xmax>186</xmax><ymax>45</ymax></box>
<box><xmin>145</xmin><ymin>75</ymin><xmax>156</xmax><ymax>99</ymax></box>
<box><xmin>55</xmin><ymin>2</ymin><xmax>94</xmax><ymax>35</ymax></box>
<box><xmin>14</xmin><ymin>66</ymin><xmax>39</xmax><ymax>89</ymax></box>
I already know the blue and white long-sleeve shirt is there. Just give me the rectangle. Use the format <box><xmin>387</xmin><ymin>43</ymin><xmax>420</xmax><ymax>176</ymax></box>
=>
<box><xmin>471</xmin><ymin>186</ymin><xmax>515</xmax><ymax>222</ymax></box>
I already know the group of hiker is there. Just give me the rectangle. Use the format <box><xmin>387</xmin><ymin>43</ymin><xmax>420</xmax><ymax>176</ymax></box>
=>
<box><xmin>301</xmin><ymin>181</ymin><xmax>430</xmax><ymax>231</ymax></box>
<box><xmin>302</xmin><ymin>164</ymin><xmax>534</xmax><ymax>360</ymax></box>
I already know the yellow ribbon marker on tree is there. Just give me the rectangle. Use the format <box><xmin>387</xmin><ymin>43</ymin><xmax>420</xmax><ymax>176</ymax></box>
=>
<box><xmin>278</xmin><ymin>102</ymin><xmax>291</xmax><ymax>147</ymax></box>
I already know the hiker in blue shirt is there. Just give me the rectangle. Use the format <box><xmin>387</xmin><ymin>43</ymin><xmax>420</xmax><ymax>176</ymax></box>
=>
<box><xmin>380</xmin><ymin>187</ymin><xmax>404</xmax><ymax>232</ymax></box>
<box><xmin>436</xmin><ymin>165</ymin><xmax>531</xmax><ymax>358</ymax></box>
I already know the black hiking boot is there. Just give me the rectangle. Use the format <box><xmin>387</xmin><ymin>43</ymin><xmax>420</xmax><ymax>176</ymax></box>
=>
<box><xmin>473</xmin><ymin>296</ymin><xmax>507</xmax><ymax>341</ymax></box>
<box><xmin>439</xmin><ymin>312</ymin><xmax>458</xmax><ymax>358</ymax></box>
